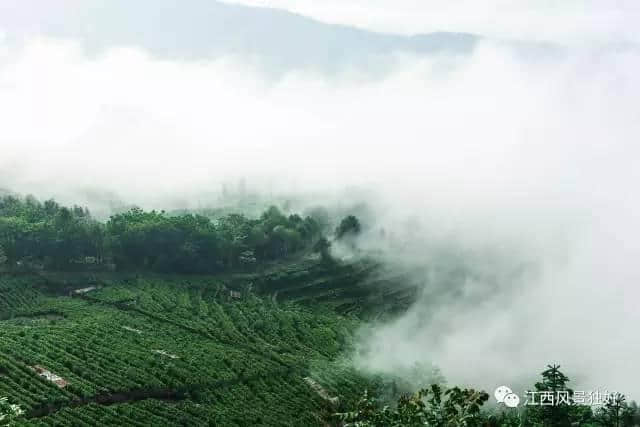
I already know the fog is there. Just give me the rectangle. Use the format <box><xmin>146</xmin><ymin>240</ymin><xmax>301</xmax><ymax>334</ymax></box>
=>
<box><xmin>2</xmin><ymin>6</ymin><xmax>640</xmax><ymax>397</ymax></box>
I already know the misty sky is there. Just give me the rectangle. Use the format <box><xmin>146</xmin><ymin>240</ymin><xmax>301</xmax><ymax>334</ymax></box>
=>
<box><xmin>2</xmin><ymin>0</ymin><xmax>640</xmax><ymax>397</ymax></box>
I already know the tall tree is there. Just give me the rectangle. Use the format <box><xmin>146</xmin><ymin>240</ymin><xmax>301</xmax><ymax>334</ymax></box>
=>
<box><xmin>526</xmin><ymin>364</ymin><xmax>573</xmax><ymax>427</ymax></box>
<box><xmin>335</xmin><ymin>215</ymin><xmax>361</xmax><ymax>239</ymax></box>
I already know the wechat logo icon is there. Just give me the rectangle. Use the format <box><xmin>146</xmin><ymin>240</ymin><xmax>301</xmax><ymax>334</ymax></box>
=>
<box><xmin>495</xmin><ymin>386</ymin><xmax>520</xmax><ymax>408</ymax></box>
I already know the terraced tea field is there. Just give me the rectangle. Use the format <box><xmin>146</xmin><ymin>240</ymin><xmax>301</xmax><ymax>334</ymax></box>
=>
<box><xmin>0</xmin><ymin>268</ymin><xmax>382</xmax><ymax>426</ymax></box>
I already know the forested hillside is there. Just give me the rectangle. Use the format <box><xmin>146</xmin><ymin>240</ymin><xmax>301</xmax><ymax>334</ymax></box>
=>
<box><xmin>0</xmin><ymin>194</ymin><xmax>405</xmax><ymax>425</ymax></box>
<box><xmin>1</xmin><ymin>195</ymin><xmax>639</xmax><ymax>426</ymax></box>
<box><xmin>0</xmin><ymin>195</ymin><xmax>328</xmax><ymax>273</ymax></box>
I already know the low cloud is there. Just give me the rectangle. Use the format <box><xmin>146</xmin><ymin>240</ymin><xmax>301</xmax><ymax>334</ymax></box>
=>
<box><xmin>1</xmin><ymin>34</ymin><xmax>639</xmax><ymax>395</ymax></box>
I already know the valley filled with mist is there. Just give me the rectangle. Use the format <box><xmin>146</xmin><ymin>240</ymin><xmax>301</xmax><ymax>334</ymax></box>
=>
<box><xmin>1</xmin><ymin>1</ymin><xmax>639</xmax><ymax>426</ymax></box>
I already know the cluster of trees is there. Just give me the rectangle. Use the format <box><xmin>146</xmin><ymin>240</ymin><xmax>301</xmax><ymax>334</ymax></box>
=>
<box><xmin>337</xmin><ymin>365</ymin><xmax>640</xmax><ymax>426</ymax></box>
<box><xmin>0</xmin><ymin>195</ymin><xmax>336</xmax><ymax>273</ymax></box>
<box><xmin>335</xmin><ymin>215</ymin><xmax>361</xmax><ymax>239</ymax></box>
<box><xmin>520</xmin><ymin>364</ymin><xmax>640</xmax><ymax>427</ymax></box>
<box><xmin>312</xmin><ymin>215</ymin><xmax>363</xmax><ymax>263</ymax></box>
<box><xmin>336</xmin><ymin>384</ymin><xmax>489</xmax><ymax>426</ymax></box>
<box><xmin>0</xmin><ymin>196</ymin><xmax>102</xmax><ymax>270</ymax></box>
<box><xmin>107</xmin><ymin>206</ymin><xmax>323</xmax><ymax>273</ymax></box>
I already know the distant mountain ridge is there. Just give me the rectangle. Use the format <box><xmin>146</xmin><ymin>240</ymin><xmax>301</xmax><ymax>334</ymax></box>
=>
<box><xmin>0</xmin><ymin>0</ymin><xmax>478</xmax><ymax>72</ymax></box>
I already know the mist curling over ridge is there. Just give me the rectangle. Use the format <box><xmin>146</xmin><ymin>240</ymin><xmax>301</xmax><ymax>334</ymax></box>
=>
<box><xmin>2</xmin><ymin>0</ymin><xmax>640</xmax><ymax>401</ymax></box>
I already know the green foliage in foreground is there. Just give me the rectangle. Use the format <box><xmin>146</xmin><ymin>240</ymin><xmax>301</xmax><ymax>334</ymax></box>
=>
<box><xmin>336</xmin><ymin>385</ymin><xmax>489</xmax><ymax>426</ymax></box>
<box><xmin>338</xmin><ymin>365</ymin><xmax>640</xmax><ymax>427</ymax></box>
<box><xmin>0</xmin><ymin>397</ymin><xmax>24</xmax><ymax>426</ymax></box>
